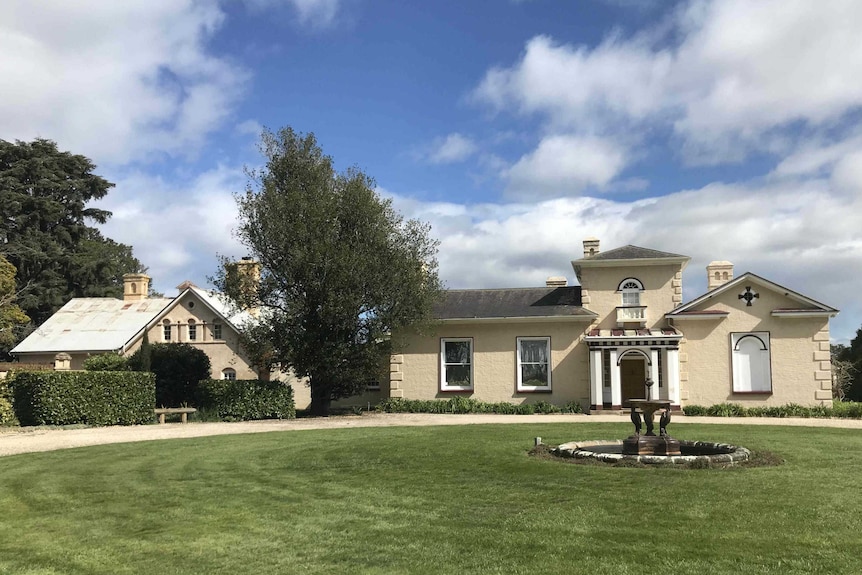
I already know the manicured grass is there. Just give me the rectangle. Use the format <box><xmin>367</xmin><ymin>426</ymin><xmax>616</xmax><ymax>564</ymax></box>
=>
<box><xmin>1</xmin><ymin>422</ymin><xmax>861</xmax><ymax>574</ymax></box>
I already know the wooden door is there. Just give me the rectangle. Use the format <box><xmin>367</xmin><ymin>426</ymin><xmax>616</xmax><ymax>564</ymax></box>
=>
<box><xmin>620</xmin><ymin>357</ymin><xmax>646</xmax><ymax>407</ymax></box>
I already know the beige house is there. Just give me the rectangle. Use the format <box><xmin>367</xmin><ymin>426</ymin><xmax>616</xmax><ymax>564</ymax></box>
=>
<box><xmin>9</xmin><ymin>271</ymin><xmax>321</xmax><ymax>406</ymax></box>
<box><xmin>391</xmin><ymin>239</ymin><xmax>838</xmax><ymax>410</ymax></box>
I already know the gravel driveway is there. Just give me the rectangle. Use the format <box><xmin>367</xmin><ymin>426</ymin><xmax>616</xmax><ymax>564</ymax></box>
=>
<box><xmin>1</xmin><ymin>412</ymin><xmax>861</xmax><ymax>457</ymax></box>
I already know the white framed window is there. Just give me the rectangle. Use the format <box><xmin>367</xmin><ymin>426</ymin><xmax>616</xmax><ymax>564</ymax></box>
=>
<box><xmin>188</xmin><ymin>319</ymin><xmax>197</xmax><ymax>341</ymax></box>
<box><xmin>222</xmin><ymin>368</ymin><xmax>237</xmax><ymax>381</ymax></box>
<box><xmin>213</xmin><ymin>321</ymin><xmax>222</xmax><ymax>340</ymax></box>
<box><xmin>619</xmin><ymin>278</ymin><xmax>643</xmax><ymax>306</ymax></box>
<box><xmin>517</xmin><ymin>337</ymin><xmax>551</xmax><ymax>392</ymax></box>
<box><xmin>440</xmin><ymin>338</ymin><xmax>473</xmax><ymax>391</ymax></box>
<box><xmin>163</xmin><ymin>319</ymin><xmax>171</xmax><ymax>342</ymax></box>
<box><xmin>731</xmin><ymin>332</ymin><xmax>772</xmax><ymax>393</ymax></box>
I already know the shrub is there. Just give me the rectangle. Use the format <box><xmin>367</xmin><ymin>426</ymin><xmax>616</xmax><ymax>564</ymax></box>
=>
<box><xmin>375</xmin><ymin>397</ymin><xmax>579</xmax><ymax>415</ymax></box>
<box><xmin>0</xmin><ymin>376</ymin><xmax>16</xmax><ymax>425</ymax></box>
<box><xmin>129</xmin><ymin>343</ymin><xmax>210</xmax><ymax>407</ymax></box>
<box><xmin>682</xmin><ymin>405</ymin><xmax>707</xmax><ymax>416</ymax></box>
<box><xmin>10</xmin><ymin>371</ymin><xmax>155</xmax><ymax>426</ymax></box>
<box><xmin>196</xmin><ymin>379</ymin><xmax>295</xmax><ymax>421</ymax></box>
<box><xmin>83</xmin><ymin>353</ymin><xmax>129</xmax><ymax>371</ymax></box>
<box><xmin>706</xmin><ymin>403</ymin><xmax>745</xmax><ymax>417</ymax></box>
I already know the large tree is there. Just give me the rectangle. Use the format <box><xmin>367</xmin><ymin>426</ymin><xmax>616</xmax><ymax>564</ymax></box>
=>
<box><xmin>0</xmin><ymin>139</ymin><xmax>144</xmax><ymax>344</ymax></box>
<box><xmin>0</xmin><ymin>255</ymin><xmax>29</xmax><ymax>351</ymax></box>
<box><xmin>216</xmin><ymin>127</ymin><xmax>443</xmax><ymax>415</ymax></box>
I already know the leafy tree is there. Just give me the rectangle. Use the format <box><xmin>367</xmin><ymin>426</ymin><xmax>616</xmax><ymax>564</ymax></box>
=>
<box><xmin>129</xmin><ymin>343</ymin><xmax>211</xmax><ymax>407</ymax></box>
<box><xmin>82</xmin><ymin>353</ymin><xmax>129</xmax><ymax>371</ymax></box>
<box><xmin>0</xmin><ymin>139</ymin><xmax>144</xmax><ymax>340</ymax></box>
<box><xmin>0</xmin><ymin>255</ymin><xmax>29</xmax><ymax>351</ymax></box>
<box><xmin>215</xmin><ymin>127</ymin><xmax>443</xmax><ymax>416</ymax></box>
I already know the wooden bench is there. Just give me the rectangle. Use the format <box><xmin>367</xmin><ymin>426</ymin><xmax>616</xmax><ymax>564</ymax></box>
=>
<box><xmin>154</xmin><ymin>407</ymin><xmax>197</xmax><ymax>424</ymax></box>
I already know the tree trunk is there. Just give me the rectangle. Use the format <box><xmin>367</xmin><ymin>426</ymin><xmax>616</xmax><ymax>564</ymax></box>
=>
<box><xmin>309</xmin><ymin>378</ymin><xmax>332</xmax><ymax>416</ymax></box>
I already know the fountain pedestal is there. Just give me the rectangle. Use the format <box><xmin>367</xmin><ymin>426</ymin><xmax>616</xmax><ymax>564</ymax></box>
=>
<box><xmin>622</xmin><ymin>399</ymin><xmax>681</xmax><ymax>456</ymax></box>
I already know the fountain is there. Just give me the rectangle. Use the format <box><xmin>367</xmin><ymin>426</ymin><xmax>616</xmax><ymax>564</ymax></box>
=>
<box><xmin>552</xmin><ymin>378</ymin><xmax>751</xmax><ymax>465</ymax></box>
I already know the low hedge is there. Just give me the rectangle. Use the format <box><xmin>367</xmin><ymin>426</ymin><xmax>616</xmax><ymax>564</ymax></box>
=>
<box><xmin>10</xmin><ymin>371</ymin><xmax>155</xmax><ymax>426</ymax></box>
<box><xmin>196</xmin><ymin>379</ymin><xmax>296</xmax><ymax>421</ymax></box>
<box><xmin>376</xmin><ymin>397</ymin><xmax>583</xmax><ymax>415</ymax></box>
<box><xmin>0</xmin><ymin>376</ymin><xmax>16</xmax><ymax>426</ymax></box>
<box><xmin>683</xmin><ymin>402</ymin><xmax>862</xmax><ymax>419</ymax></box>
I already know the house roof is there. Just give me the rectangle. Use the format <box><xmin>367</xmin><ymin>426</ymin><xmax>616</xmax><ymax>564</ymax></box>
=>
<box><xmin>577</xmin><ymin>245</ymin><xmax>687</xmax><ymax>262</ymax></box>
<box><xmin>11</xmin><ymin>297</ymin><xmax>174</xmax><ymax>354</ymax></box>
<box><xmin>435</xmin><ymin>286</ymin><xmax>596</xmax><ymax>320</ymax></box>
<box><xmin>667</xmin><ymin>272</ymin><xmax>838</xmax><ymax>317</ymax></box>
<box><xmin>11</xmin><ymin>285</ymin><xmax>255</xmax><ymax>356</ymax></box>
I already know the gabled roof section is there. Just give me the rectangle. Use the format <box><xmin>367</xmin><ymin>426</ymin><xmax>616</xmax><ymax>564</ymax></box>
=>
<box><xmin>435</xmin><ymin>286</ymin><xmax>596</xmax><ymax>321</ymax></box>
<box><xmin>578</xmin><ymin>245</ymin><xmax>687</xmax><ymax>261</ymax></box>
<box><xmin>11</xmin><ymin>297</ymin><xmax>174</xmax><ymax>354</ymax></box>
<box><xmin>572</xmin><ymin>244</ymin><xmax>690</xmax><ymax>278</ymax></box>
<box><xmin>668</xmin><ymin>272</ymin><xmax>838</xmax><ymax>317</ymax></box>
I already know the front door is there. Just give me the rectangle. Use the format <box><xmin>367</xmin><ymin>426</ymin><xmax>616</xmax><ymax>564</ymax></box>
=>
<box><xmin>620</xmin><ymin>357</ymin><xmax>646</xmax><ymax>407</ymax></box>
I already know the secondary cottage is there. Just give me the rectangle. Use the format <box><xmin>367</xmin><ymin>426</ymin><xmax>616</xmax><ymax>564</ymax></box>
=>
<box><xmin>390</xmin><ymin>239</ymin><xmax>838</xmax><ymax>410</ymax></box>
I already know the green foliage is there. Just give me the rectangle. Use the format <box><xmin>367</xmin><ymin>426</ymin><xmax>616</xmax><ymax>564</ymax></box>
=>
<box><xmin>0</xmin><ymin>256</ymin><xmax>29</xmax><ymax>351</ymax></box>
<box><xmin>215</xmin><ymin>127</ymin><xmax>443</xmax><ymax>416</ymax></box>
<box><xmin>83</xmin><ymin>353</ymin><xmax>129</xmax><ymax>371</ymax></box>
<box><xmin>0</xmin><ymin>139</ymin><xmax>145</xmax><ymax>355</ymax></box>
<box><xmin>706</xmin><ymin>402</ymin><xmax>746</xmax><ymax>417</ymax></box>
<box><xmin>0</xmin><ymin>376</ymin><xmax>16</xmax><ymax>425</ymax></box>
<box><xmin>684</xmin><ymin>401</ymin><xmax>862</xmax><ymax>419</ymax></box>
<box><xmin>376</xmin><ymin>397</ymin><xmax>583</xmax><ymax>415</ymax></box>
<box><xmin>9</xmin><ymin>370</ymin><xmax>155</xmax><ymax>426</ymax></box>
<box><xmin>196</xmin><ymin>379</ymin><xmax>295</xmax><ymax>421</ymax></box>
<box><xmin>129</xmin><ymin>343</ymin><xmax>211</xmax><ymax>407</ymax></box>
<box><xmin>138</xmin><ymin>330</ymin><xmax>152</xmax><ymax>373</ymax></box>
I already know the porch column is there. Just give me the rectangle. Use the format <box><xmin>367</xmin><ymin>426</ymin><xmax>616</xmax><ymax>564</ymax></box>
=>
<box><xmin>589</xmin><ymin>348</ymin><xmax>603</xmax><ymax>410</ymax></box>
<box><xmin>665</xmin><ymin>347</ymin><xmax>681</xmax><ymax>407</ymax></box>
<box><xmin>649</xmin><ymin>348</ymin><xmax>661</xmax><ymax>400</ymax></box>
<box><xmin>609</xmin><ymin>348</ymin><xmax>621</xmax><ymax>409</ymax></box>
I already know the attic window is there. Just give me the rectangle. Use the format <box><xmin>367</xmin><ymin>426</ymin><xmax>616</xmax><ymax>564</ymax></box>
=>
<box><xmin>187</xmin><ymin>301</ymin><xmax>195</xmax><ymax>309</ymax></box>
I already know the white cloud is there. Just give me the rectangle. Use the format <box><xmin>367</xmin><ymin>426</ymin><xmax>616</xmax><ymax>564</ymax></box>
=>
<box><xmin>383</xmin><ymin>171</ymin><xmax>862</xmax><ymax>343</ymax></box>
<box><xmin>241</xmin><ymin>0</ymin><xmax>341</xmax><ymax>28</ymax></box>
<box><xmin>426</xmin><ymin>133</ymin><xmax>478</xmax><ymax>164</ymax></box>
<box><xmin>472</xmin><ymin>1</ymin><xmax>862</xmax><ymax>163</ymax></box>
<box><xmin>504</xmin><ymin>134</ymin><xmax>627</xmax><ymax>199</ymax></box>
<box><xmin>94</xmin><ymin>165</ymin><xmax>247</xmax><ymax>294</ymax></box>
<box><xmin>0</xmin><ymin>1</ymin><xmax>247</xmax><ymax>164</ymax></box>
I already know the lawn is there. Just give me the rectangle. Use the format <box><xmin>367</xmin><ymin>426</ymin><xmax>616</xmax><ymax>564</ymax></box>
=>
<box><xmin>0</xmin><ymin>422</ymin><xmax>861</xmax><ymax>574</ymax></box>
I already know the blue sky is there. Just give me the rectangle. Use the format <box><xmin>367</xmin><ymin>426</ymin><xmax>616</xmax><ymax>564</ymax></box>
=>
<box><xmin>2</xmin><ymin>0</ymin><xmax>861</xmax><ymax>343</ymax></box>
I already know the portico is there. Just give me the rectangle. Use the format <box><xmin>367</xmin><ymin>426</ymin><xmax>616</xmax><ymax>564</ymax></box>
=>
<box><xmin>586</xmin><ymin>327</ymin><xmax>682</xmax><ymax>410</ymax></box>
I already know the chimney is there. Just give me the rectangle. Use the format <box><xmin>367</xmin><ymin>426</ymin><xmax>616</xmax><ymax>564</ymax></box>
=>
<box><xmin>123</xmin><ymin>273</ymin><xmax>150</xmax><ymax>302</ymax></box>
<box><xmin>546</xmin><ymin>276</ymin><xmax>567</xmax><ymax>288</ymax></box>
<box><xmin>583</xmin><ymin>237</ymin><xmax>600</xmax><ymax>258</ymax></box>
<box><xmin>706</xmin><ymin>261</ymin><xmax>734</xmax><ymax>290</ymax></box>
<box><xmin>229</xmin><ymin>257</ymin><xmax>261</xmax><ymax>317</ymax></box>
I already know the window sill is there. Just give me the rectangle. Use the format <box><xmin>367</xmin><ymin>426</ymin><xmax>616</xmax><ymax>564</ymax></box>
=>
<box><xmin>517</xmin><ymin>388</ymin><xmax>553</xmax><ymax>393</ymax></box>
<box><xmin>731</xmin><ymin>390</ymin><xmax>773</xmax><ymax>395</ymax></box>
<box><xmin>439</xmin><ymin>388</ymin><xmax>474</xmax><ymax>393</ymax></box>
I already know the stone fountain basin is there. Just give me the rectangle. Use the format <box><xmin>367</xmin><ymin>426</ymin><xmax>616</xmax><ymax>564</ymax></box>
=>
<box><xmin>554</xmin><ymin>440</ymin><xmax>751</xmax><ymax>465</ymax></box>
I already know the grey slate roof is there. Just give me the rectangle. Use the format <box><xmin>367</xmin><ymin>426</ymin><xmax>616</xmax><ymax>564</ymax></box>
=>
<box><xmin>434</xmin><ymin>286</ymin><xmax>594</xmax><ymax>319</ymax></box>
<box><xmin>577</xmin><ymin>244</ymin><xmax>687</xmax><ymax>261</ymax></box>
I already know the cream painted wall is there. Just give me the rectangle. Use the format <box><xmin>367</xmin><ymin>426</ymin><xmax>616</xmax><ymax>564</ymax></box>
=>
<box><xmin>579</xmin><ymin>263</ymin><xmax>683</xmax><ymax>330</ymax></box>
<box><xmin>675</xmin><ymin>285</ymin><xmax>831</xmax><ymax>407</ymax></box>
<box><xmin>394</xmin><ymin>321</ymin><xmax>591</xmax><ymax>406</ymax></box>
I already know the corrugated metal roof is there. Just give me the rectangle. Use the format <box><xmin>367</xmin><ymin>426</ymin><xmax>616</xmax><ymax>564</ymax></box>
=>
<box><xmin>188</xmin><ymin>287</ymin><xmax>254</xmax><ymax>327</ymax></box>
<box><xmin>11</xmin><ymin>297</ymin><xmax>173</xmax><ymax>354</ymax></box>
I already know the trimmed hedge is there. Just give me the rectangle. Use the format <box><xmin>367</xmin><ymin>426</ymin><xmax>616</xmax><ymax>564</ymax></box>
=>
<box><xmin>196</xmin><ymin>379</ymin><xmax>296</xmax><ymax>421</ymax></box>
<box><xmin>683</xmin><ymin>402</ymin><xmax>862</xmax><ymax>419</ymax></box>
<box><xmin>0</xmin><ymin>376</ymin><xmax>15</xmax><ymax>426</ymax></box>
<box><xmin>376</xmin><ymin>397</ymin><xmax>583</xmax><ymax>415</ymax></box>
<box><xmin>10</xmin><ymin>371</ymin><xmax>156</xmax><ymax>426</ymax></box>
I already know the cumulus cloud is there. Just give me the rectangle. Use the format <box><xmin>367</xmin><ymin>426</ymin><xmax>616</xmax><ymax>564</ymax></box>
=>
<box><xmin>0</xmin><ymin>1</ymin><xmax>247</xmax><ymax>165</ymax></box>
<box><xmin>242</xmin><ymin>0</ymin><xmax>341</xmax><ymax>28</ymax></box>
<box><xmin>382</xmin><ymin>167</ymin><xmax>862</xmax><ymax>343</ymax></box>
<box><xmin>95</xmin><ymin>165</ymin><xmax>247</xmax><ymax>294</ymax></box>
<box><xmin>472</xmin><ymin>0</ymin><xmax>862</xmax><ymax>163</ymax></box>
<box><xmin>426</xmin><ymin>133</ymin><xmax>478</xmax><ymax>164</ymax></box>
<box><xmin>504</xmin><ymin>134</ymin><xmax>627</xmax><ymax>199</ymax></box>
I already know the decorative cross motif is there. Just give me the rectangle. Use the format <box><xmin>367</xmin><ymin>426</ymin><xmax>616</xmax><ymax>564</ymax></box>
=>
<box><xmin>738</xmin><ymin>286</ymin><xmax>760</xmax><ymax>306</ymax></box>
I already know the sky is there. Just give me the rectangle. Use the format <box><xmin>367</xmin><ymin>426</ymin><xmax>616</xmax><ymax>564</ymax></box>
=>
<box><xmin>2</xmin><ymin>0</ymin><xmax>861</xmax><ymax>343</ymax></box>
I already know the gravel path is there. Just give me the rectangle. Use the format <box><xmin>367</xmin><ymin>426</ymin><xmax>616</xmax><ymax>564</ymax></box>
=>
<box><xmin>1</xmin><ymin>412</ymin><xmax>861</xmax><ymax>457</ymax></box>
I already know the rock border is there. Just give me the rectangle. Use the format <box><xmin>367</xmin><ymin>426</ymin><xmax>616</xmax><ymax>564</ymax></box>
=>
<box><xmin>554</xmin><ymin>439</ymin><xmax>751</xmax><ymax>465</ymax></box>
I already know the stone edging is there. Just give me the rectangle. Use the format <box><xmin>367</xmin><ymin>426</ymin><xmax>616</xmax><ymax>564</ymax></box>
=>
<box><xmin>554</xmin><ymin>439</ymin><xmax>751</xmax><ymax>465</ymax></box>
